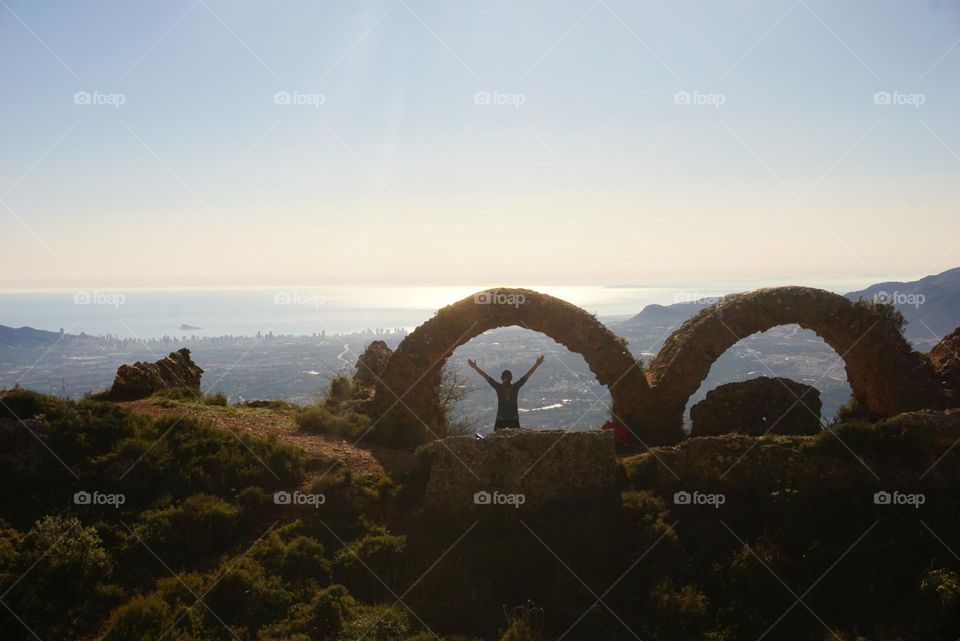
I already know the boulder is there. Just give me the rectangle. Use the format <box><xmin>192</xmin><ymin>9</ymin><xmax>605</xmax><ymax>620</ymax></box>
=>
<box><xmin>103</xmin><ymin>348</ymin><xmax>203</xmax><ymax>401</ymax></box>
<box><xmin>690</xmin><ymin>376</ymin><xmax>822</xmax><ymax>437</ymax></box>
<box><xmin>353</xmin><ymin>340</ymin><xmax>393</xmax><ymax>389</ymax></box>
<box><xmin>417</xmin><ymin>429</ymin><xmax>617</xmax><ymax>517</ymax></box>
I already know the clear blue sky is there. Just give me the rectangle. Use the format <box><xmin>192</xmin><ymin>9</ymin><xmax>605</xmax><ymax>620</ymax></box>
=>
<box><xmin>1</xmin><ymin>0</ymin><xmax>958</xmax><ymax>290</ymax></box>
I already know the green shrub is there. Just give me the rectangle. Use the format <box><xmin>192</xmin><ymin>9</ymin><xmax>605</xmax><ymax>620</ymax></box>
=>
<box><xmin>0</xmin><ymin>387</ymin><xmax>53</xmax><ymax>419</ymax></box>
<box><xmin>252</xmin><ymin>526</ymin><xmax>332</xmax><ymax>588</ymax></box>
<box><xmin>203</xmin><ymin>555</ymin><xmax>295</xmax><ymax>632</ymax></box>
<box><xmin>258</xmin><ymin>584</ymin><xmax>356</xmax><ymax>641</ymax></box>
<box><xmin>295</xmin><ymin>404</ymin><xmax>371</xmax><ymax>440</ymax></box>
<box><xmin>342</xmin><ymin>604</ymin><xmax>411</xmax><ymax>641</ymax></box>
<box><xmin>334</xmin><ymin>530</ymin><xmax>407</xmax><ymax>601</ymax></box>
<box><xmin>203</xmin><ymin>391</ymin><xmax>229</xmax><ymax>406</ymax></box>
<box><xmin>328</xmin><ymin>375</ymin><xmax>364</xmax><ymax>404</ymax></box>
<box><xmin>135</xmin><ymin>494</ymin><xmax>240</xmax><ymax>565</ymax></box>
<box><xmin>151</xmin><ymin>387</ymin><xmax>203</xmax><ymax>402</ymax></box>
<box><xmin>102</xmin><ymin>593</ymin><xmax>177</xmax><ymax>641</ymax></box>
<box><xmin>652</xmin><ymin>582</ymin><xmax>710</xmax><ymax>637</ymax></box>
<box><xmin>2</xmin><ymin>516</ymin><xmax>114</xmax><ymax>639</ymax></box>
<box><xmin>21</xmin><ymin>514</ymin><xmax>112</xmax><ymax>580</ymax></box>
<box><xmin>110</xmin><ymin>416</ymin><xmax>306</xmax><ymax>501</ymax></box>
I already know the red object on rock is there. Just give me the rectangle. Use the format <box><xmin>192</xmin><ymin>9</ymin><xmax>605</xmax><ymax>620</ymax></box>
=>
<box><xmin>601</xmin><ymin>420</ymin><xmax>629</xmax><ymax>444</ymax></box>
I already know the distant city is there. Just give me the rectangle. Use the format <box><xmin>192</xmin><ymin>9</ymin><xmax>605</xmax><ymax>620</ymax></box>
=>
<box><xmin>3</xmin><ymin>267</ymin><xmax>958</xmax><ymax>431</ymax></box>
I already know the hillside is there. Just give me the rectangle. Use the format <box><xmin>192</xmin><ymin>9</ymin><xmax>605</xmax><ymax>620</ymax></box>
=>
<box><xmin>2</xmin><ymin>385</ymin><xmax>960</xmax><ymax>640</ymax></box>
<box><xmin>0</xmin><ymin>324</ymin><xmax>61</xmax><ymax>346</ymax></box>
<box><xmin>846</xmin><ymin>267</ymin><xmax>960</xmax><ymax>339</ymax></box>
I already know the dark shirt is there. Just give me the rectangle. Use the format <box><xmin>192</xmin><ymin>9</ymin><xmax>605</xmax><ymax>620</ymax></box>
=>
<box><xmin>480</xmin><ymin>372</ymin><xmax>530</xmax><ymax>421</ymax></box>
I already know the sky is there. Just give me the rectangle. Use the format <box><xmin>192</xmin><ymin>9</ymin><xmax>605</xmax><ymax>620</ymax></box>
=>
<box><xmin>1</xmin><ymin>0</ymin><xmax>959</xmax><ymax>291</ymax></box>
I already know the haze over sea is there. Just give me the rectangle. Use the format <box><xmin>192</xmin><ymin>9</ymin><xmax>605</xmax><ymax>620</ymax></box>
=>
<box><xmin>0</xmin><ymin>276</ymin><xmax>905</xmax><ymax>339</ymax></box>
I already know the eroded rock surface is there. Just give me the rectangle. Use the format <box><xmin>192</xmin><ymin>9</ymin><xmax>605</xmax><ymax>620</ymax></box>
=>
<box><xmin>626</xmin><ymin>409</ymin><xmax>960</xmax><ymax>495</ymax></box>
<box><xmin>690</xmin><ymin>377</ymin><xmax>822</xmax><ymax>437</ymax></box>
<box><xmin>353</xmin><ymin>340</ymin><xmax>393</xmax><ymax>389</ymax></box>
<box><xmin>102</xmin><ymin>348</ymin><xmax>203</xmax><ymax>401</ymax></box>
<box><xmin>930</xmin><ymin>327</ymin><xmax>960</xmax><ymax>405</ymax></box>
<box><xmin>417</xmin><ymin>429</ymin><xmax>617</xmax><ymax>516</ymax></box>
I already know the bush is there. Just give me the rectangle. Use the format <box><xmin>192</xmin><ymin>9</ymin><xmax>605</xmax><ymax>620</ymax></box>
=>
<box><xmin>21</xmin><ymin>515</ymin><xmax>112</xmax><ymax>581</ymax></box>
<box><xmin>252</xmin><ymin>526</ymin><xmax>332</xmax><ymax>588</ymax></box>
<box><xmin>652</xmin><ymin>582</ymin><xmax>710</xmax><ymax>637</ymax></box>
<box><xmin>151</xmin><ymin>386</ymin><xmax>203</xmax><ymax>402</ymax></box>
<box><xmin>295</xmin><ymin>404</ymin><xmax>371</xmax><ymax>441</ymax></box>
<box><xmin>0</xmin><ymin>387</ymin><xmax>53</xmax><ymax>419</ymax></box>
<box><xmin>258</xmin><ymin>584</ymin><xmax>356</xmax><ymax>641</ymax></box>
<box><xmin>334</xmin><ymin>530</ymin><xmax>407</xmax><ymax>601</ymax></box>
<box><xmin>135</xmin><ymin>494</ymin><xmax>240</xmax><ymax>565</ymax></box>
<box><xmin>203</xmin><ymin>555</ymin><xmax>295</xmax><ymax>632</ymax></box>
<box><xmin>328</xmin><ymin>375</ymin><xmax>364</xmax><ymax>404</ymax></box>
<box><xmin>342</xmin><ymin>604</ymin><xmax>411</xmax><ymax>641</ymax></box>
<box><xmin>3</xmin><ymin>516</ymin><xmax>114</xmax><ymax>639</ymax></box>
<box><xmin>203</xmin><ymin>391</ymin><xmax>229</xmax><ymax>406</ymax></box>
<box><xmin>109</xmin><ymin>416</ymin><xmax>306</xmax><ymax>501</ymax></box>
<box><xmin>500</xmin><ymin>602</ymin><xmax>544</xmax><ymax>641</ymax></box>
<box><xmin>102</xmin><ymin>593</ymin><xmax>177</xmax><ymax>641</ymax></box>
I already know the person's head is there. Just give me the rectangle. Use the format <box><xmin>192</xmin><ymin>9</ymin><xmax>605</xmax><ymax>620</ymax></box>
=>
<box><xmin>501</xmin><ymin>369</ymin><xmax>513</xmax><ymax>383</ymax></box>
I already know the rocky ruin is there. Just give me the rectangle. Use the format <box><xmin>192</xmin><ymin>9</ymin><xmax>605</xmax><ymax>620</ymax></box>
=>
<box><xmin>100</xmin><ymin>348</ymin><xmax>203</xmax><ymax>401</ymax></box>
<box><xmin>690</xmin><ymin>376</ymin><xmax>822</xmax><ymax>437</ymax></box>
<box><xmin>373</xmin><ymin>289</ymin><xmax>653</xmax><ymax>446</ymax></box>
<box><xmin>353</xmin><ymin>340</ymin><xmax>393</xmax><ymax>389</ymax></box>
<box><xmin>373</xmin><ymin>286</ymin><xmax>952</xmax><ymax>446</ymax></box>
<box><xmin>626</xmin><ymin>409</ymin><xmax>960</xmax><ymax>495</ymax></box>
<box><xmin>416</xmin><ymin>429</ymin><xmax>617</xmax><ymax>517</ymax></box>
<box><xmin>930</xmin><ymin>327</ymin><xmax>960</xmax><ymax>404</ymax></box>
<box><xmin>646</xmin><ymin>287</ymin><xmax>941</xmax><ymax>441</ymax></box>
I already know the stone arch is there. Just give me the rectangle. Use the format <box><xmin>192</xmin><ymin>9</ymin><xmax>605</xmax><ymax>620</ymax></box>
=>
<box><xmin>645</xmin><ymin>287</ymin><xmax>939</xmax><ymax>437</ymax></box>
<box><xmin>372</xmin><ymin>288</ymin><xmax>666</xmax><ymax>447</ymax></box>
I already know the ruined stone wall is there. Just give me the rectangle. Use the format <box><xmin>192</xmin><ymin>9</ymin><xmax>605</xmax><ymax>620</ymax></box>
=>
<box><xmin>372</xmin><ymin>288</ymin><xmax>656</xmax><ymax>446</ymax></box>
<box><xmin>645</xmin><ymin>287</ymin><xmax>941</xmax><ymax>439</ymax></box>
<box><xmin>374</xmin><ymin>287</ymin><xmax>947</xmax><ymax>446</ymax></box>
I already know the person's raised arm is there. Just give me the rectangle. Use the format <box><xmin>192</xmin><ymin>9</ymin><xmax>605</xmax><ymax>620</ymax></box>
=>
<box><xmin>468</xmin><ymin>358</ymin><xmax>497</xmax><ymax>387</ymax></box>
<box><xmin>517</xmin><ymin>355</ymin><xmax>545</xmax><ymax>386</ymax></box>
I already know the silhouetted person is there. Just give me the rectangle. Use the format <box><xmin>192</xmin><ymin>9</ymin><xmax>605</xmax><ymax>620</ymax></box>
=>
<box><xmin>468</xmin><ymin>355</ymin><xmax>545</xmax><ymax>430</ymax></box>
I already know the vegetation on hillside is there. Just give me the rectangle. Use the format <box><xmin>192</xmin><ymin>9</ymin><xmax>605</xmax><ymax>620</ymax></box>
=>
<box><xmin>1</xmin><ymin>388</ymin><xmax>959</xmax><ymax>640</ymax></box>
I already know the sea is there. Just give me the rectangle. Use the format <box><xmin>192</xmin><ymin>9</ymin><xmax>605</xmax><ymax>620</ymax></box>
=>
<box><xmin>0</xmin><ymin>277</ymin><xmax>900</xmax><ymax>339</ymax></box>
